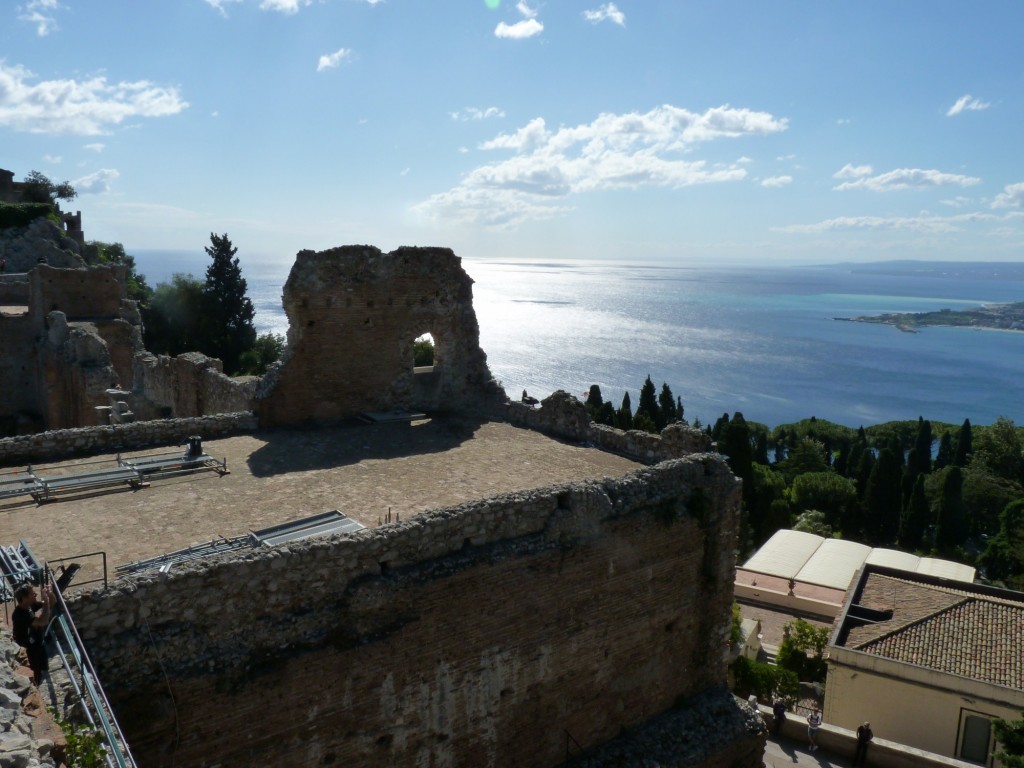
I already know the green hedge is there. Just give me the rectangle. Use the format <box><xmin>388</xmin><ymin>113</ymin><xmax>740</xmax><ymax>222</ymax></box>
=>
<box><xmin>0</xmin><ymin>202</ymin><xmax>56</xmax><ymax>229</ymax></box>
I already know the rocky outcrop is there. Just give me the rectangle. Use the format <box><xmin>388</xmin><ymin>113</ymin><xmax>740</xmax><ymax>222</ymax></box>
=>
<box><xmin>0</xmin><ymin>634</ymin><xmax>62</xmax><ymax>768</ymax></box>
<box><xmin>0</xmin><ymin>218</ymin><xmax>84</xmax><ymax>272</ymax></box>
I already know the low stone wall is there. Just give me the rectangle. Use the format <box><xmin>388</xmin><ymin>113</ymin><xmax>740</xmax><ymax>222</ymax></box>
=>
<box><xmin>0</xmin><ymin>273</ymin><xmax>30</xmax><ymax>304</ymax></box>
<box><xmin>0</xmin><ymin>412</ymin><xmax>257</xmax><ymax>466</ymax></box>
<box><xmin>503</xmin><ymin>390</ymin><xmax>714</xmax><ymax>463</ymax></box>
<box><xmin>70</xmin><ymin>456</ymin><xmax>746</xmax><ymax>768</ymax></box>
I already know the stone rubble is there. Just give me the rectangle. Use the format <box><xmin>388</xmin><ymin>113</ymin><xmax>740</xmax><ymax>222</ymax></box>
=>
<box><xmin>0</xmin><ymin>633</ymin><xmax>60</xmax><ymax>768</ymax></box>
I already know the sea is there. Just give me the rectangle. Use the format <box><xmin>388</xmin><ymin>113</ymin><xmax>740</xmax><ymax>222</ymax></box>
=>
<box><xmin>132</xmin><ymin>252</ymin><xmax>1024</xmax><ymax>430</ymax></box>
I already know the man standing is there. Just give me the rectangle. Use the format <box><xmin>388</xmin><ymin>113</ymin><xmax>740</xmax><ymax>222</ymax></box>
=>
<box><xmin>772</xmin><ymin>698</ymin><xmax>787</xmax><ymax>736</ymax></box>
<box><xmin>854</xmin><ymin>721</ymin><xmax>874</xmax><ymax>765</ymax></box>
<box><xmin>807</xmin><ymin>708</ymin><xmax>822</xmax><ymax>752</ymax></box>
<box><xmin>11</xmin><ymin>582</ymin><xmax>54</xmax><ymax>683</ymax></box>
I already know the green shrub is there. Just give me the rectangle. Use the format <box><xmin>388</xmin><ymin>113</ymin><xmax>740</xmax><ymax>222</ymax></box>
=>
<box><xmin>0</xmin><ymin>202</ymin><xmax>55</xmax><ymax>229</ymax></box>
<box><xmin>732</xmin><ymin>655</ymin><xmax>799</xmax><ymax>702</ymax></box>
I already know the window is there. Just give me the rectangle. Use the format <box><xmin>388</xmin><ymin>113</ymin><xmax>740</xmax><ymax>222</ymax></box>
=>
<box><xmin>958</xmin><ymin>711</ymin><xmax>992</xmax><ymax>765</ymax></box>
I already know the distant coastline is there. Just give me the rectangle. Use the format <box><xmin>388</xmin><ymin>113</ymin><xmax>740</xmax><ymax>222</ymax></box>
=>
<box><xmin>838</xmin><ymin>301</ymin><xmax>1024</xmax><ymax>334</ymax></box>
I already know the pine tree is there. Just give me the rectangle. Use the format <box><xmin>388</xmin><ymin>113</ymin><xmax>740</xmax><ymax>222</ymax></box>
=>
<box><xmin>202</xmin><ymin>233</ymin><xmax>256</xmax><ymax>375</ymax></box>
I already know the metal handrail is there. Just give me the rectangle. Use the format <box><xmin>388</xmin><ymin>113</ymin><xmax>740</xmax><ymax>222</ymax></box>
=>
<box><xmin>50</xmin><ymin>582</ymin><xmax>136</xmax><ymax>768</ymax></box>
<box><xmin>2</xmin><ymin>543</ymin><xmax>136</xmax><ymax>768</ymax></box>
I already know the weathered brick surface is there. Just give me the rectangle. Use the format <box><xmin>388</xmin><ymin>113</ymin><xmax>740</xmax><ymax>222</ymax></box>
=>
<box><xmin>256</xmin><ymin>245</ymin><xmax>504</xmax><ymax>427</ymax></box>
<box><xmin>70</xmin><ymin>456</ymin><xmax>743</xmax><ymax>767</ymax></box>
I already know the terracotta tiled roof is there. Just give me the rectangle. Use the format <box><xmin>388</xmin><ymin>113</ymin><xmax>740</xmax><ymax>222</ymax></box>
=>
<box><xmin>842</xmin><ymin>574</ymin><xmax>1024</xmax><ymax>690</ymax></box>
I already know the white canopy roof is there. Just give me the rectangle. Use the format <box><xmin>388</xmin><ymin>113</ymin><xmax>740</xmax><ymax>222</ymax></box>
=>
<box><xmin>740</xmin><ymin>530</ymin><xmax>975</xmax><ymax>589</ymax></box>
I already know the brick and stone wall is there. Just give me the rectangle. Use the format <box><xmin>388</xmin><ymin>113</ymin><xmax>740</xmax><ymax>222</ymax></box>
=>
<box><xmin>0</xmin><ymin>412</ymin><xmax>257</xmax><ymax>465</ymax></box>
<box><xmin>0</xmin><ymin>314</ymin><xmax>37</xmax><ymax>434</ymax></box>
<box><xmin>132</xmin><ymin>352</ymin><xmax>258</xmax><ymax>421</ymax></box>
<box><xmin>69</xmin><ymin>455</ymin><xmax>745</xmax><ymax>767</ymax></box>
<box><xmin>256</xmin><ymin>245</ymin><xmax>504</xmax><ymax>427</ymax></box>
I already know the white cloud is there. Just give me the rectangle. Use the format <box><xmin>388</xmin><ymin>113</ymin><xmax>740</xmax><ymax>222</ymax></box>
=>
<box><xmin>84</xmin><ymin>143</ymin><xmax>105</xmax><ymax>152</ymax></box>
<box><xmin>736</xmin><ymin>156</ymin><xmax>753</xmax><ymax>164</ymax></box>
<box><xmin>761</xmin><ymin>175</ymin><xmax>792</xmax><ymax>188</ymax></box>
<box><xmin>42</xmin><ymin>154</ymin><xmax>62</xmax><ymax>164</ymax></box>
<box><xmin>203</xmin><ymin>0</ymin><xmax>241</xmax><ymax>17</ymax></box>
<box><xmin>259</xmin><ymin>0</ymin><xmax>311</xmax><ymax>14</ymax></box>
<box><xmin>400</xmin><ymin>167</ymin><xmax>410</xmax><ymax>176</ymax></box>
<box><xmin>833</xmin><ymin>167</ymin><xmax>980</xmax><ymax>192</ymax></box>
<box><xmin>941</xmin><ymin>196</ymin><xmax>971</xmax><ymax>208</ymax></box>
<box><xmin>416</xmin><ymin>104</ymin><xmax>787</xmax><ymax>228</ymax></box>
<box><xmin>516</xmin><ymin>1</ymin><xmax>538</xmax><ymax>18</ymax></box>
<box><xmin>833</xmin><ymin>163</ymin><xmax>872</xmax><ymax>179</ymax></box>
<box><xmin>583</xmin><ymin>3</ymin><xmax>625</xmax><ymax>26</ymax></box>
<box><xmin>836</xmin><ymin>118</ymin><xmax>850</xmax><ymax>125</ymax></box>
<box><xmin>0</xmin><ymin>63</ymin><xmax>188</xmax><ymax>136</ymax></box>
<box><xmin>495</xmin><ymin>19</ymin><xmax>543</xmax><ymax>39</ymax></box>
<box><xmin>947</xmin><ymin>94</ymin><xmax>990</xmax><ymax>117</ymax></box>
<box><xmin>777</xmin><ymin>211</ymin><xmax>1008</xmax><ymax>234</ymax></box>
<box><xmin>450</xmin><ymin>106</ymin><xmax>505</xmax><ymax>122</ymax></box>
<box><xmin>18</xmin><ymin>0</ymin><xmax>60</xmax><ymax>36</ymax></box>
<box><xmin>317</xmin><ymin>48</ymin><xmax>353</xmax><ymax>72</ymax></box>
<box><xmin>72</xmin><ymin>168</ymin><xmax>119</xmax><ymax>195</ymax></box>
<box><xmin>992</xmin><ymin>182</ymin><xmax>1024</xmax><ymax>209</ymax></box>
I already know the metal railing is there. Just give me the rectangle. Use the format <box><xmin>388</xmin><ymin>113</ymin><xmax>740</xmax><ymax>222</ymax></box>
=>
<box><xmin>1</xmin><ymin>542</ymin><xmax>136</xmax><ymax>768</ymax></box>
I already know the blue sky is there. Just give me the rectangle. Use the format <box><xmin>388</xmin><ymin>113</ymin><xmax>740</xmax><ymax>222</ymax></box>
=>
<box><xmin>3</xmin><ymin>0</ymin><xmax>1023</xmax><ymax>271</ymax></box>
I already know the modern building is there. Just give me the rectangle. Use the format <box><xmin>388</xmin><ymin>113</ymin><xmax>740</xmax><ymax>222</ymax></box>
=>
<box><xmin>735</xmin><ymin>529</ymin><xmax>975</xmax><ymax>620</ymax></box>
<box><xmin>825</xmin><ymin>564</ymin><xmax>1024</xmax><ymax>765</ymax></box>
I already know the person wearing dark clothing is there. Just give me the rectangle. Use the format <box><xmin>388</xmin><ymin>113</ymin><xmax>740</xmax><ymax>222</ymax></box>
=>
<box><xmin>772</xmin><ymin>699</ymin><xmax>787</xmax><ymax>735</ymax></box>
<box><xmin>854</xmin><ymin>722</ymin><xmax>873</xmax><ymax>765</ymax></box>
<box><xmin>11</xmin><ymin>582</ymin><xmax>53</xmax><ymax>683</ymax></box>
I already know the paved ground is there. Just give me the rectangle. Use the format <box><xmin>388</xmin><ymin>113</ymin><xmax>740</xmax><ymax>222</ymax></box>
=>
<box><xmin>765</xmin><ymin>734</ymin><xmax>853</xmax><ymax>768</ymax></box>
<box><xmin>737</xmin><ymin>602</ymin><xmax>834</xmax><ymax>647</ymax></box>
<box><xmin>0</xmin><ymin>417</ymin><xmax>641</xmax><ymax>585</ymax></box>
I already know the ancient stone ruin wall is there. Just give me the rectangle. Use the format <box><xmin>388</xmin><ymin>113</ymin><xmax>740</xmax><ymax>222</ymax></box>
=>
<box><xmin>504</xmin><ymin>391</ymin><xmax>714</xmax><ymax>463</ymax></box>
<box><xmin>0</xmin><ymin>314</ymin><xmax>37</xmax><ymax>434</ymax></box>
<box><xmin>0</xmin><ymin>413</ymin><xmax>257</xmax><ymax>465</ymax></box>
<box><xmin>132</xmin><ymin>352</ymin><xmax>258</xmax><ymax>421</ymax></box>
<box><xmin>70</xmin><ymin>456</ymin><xmax>745</xmax><ymax>768</ymax></box>
<box><xmin>256</xmin><ymin>245</ymin><xmax>504</xmax><ymax>427</ymax></box>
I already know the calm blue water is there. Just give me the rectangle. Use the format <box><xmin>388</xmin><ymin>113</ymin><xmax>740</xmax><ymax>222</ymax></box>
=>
<box><xmin>132</xmin><ymin>252</ymin><xmax>1024</xmax><ymax>429</ymax></box>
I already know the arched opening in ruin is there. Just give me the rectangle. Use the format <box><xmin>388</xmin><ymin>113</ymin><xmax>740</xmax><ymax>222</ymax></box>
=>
<box><xmin>413</xmin><ymin>332</ymin><xmax>435</xmax><ymax>373</ymax></box>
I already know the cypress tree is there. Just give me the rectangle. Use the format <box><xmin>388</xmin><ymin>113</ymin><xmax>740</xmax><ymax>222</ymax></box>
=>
<box><xmin>636</xmin><ymin>376</ymin><xmax>659</xmax><ymax>429</ymax></box>
<box><xmin>201</xmin><ymin>232</ymin><xmax>256</xmax><ymax>375</ymax></box>
<box><xmin>863</xmin><ymin>447</ymin><xmax>901</xmax><ymax>544</ymax></box>
<box><xmin>898</xmin><ymin>474</ymin><xmax>930</xmax><ymax>550</ymax></box>
<box><xmin>657</xmin><ymin>383</ymin><xmax>676</xmax><ymax>428</ymax></box>
<box><xmin>914</xmin><ymin>418</ymin><xmax>933</xmax><ymax>475</ymax></box>
<box><xmin>934</xmin><ymin>431</ymin><xmax>953</xmax><ymax>469</ymax></box>
<box><xmin>616</xmin><ymin>392</ymin><xmax>633</xmax><ymax>430</ymax></box>
<box><xmin>935</xmin><ymin>466</ymin><xmax>967</xmax><ymax>553</ymax></box>
<box><xmin>953</xmin><ymin>419</ymin><xmax>973</xmax><ymax>467</ymax></box>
